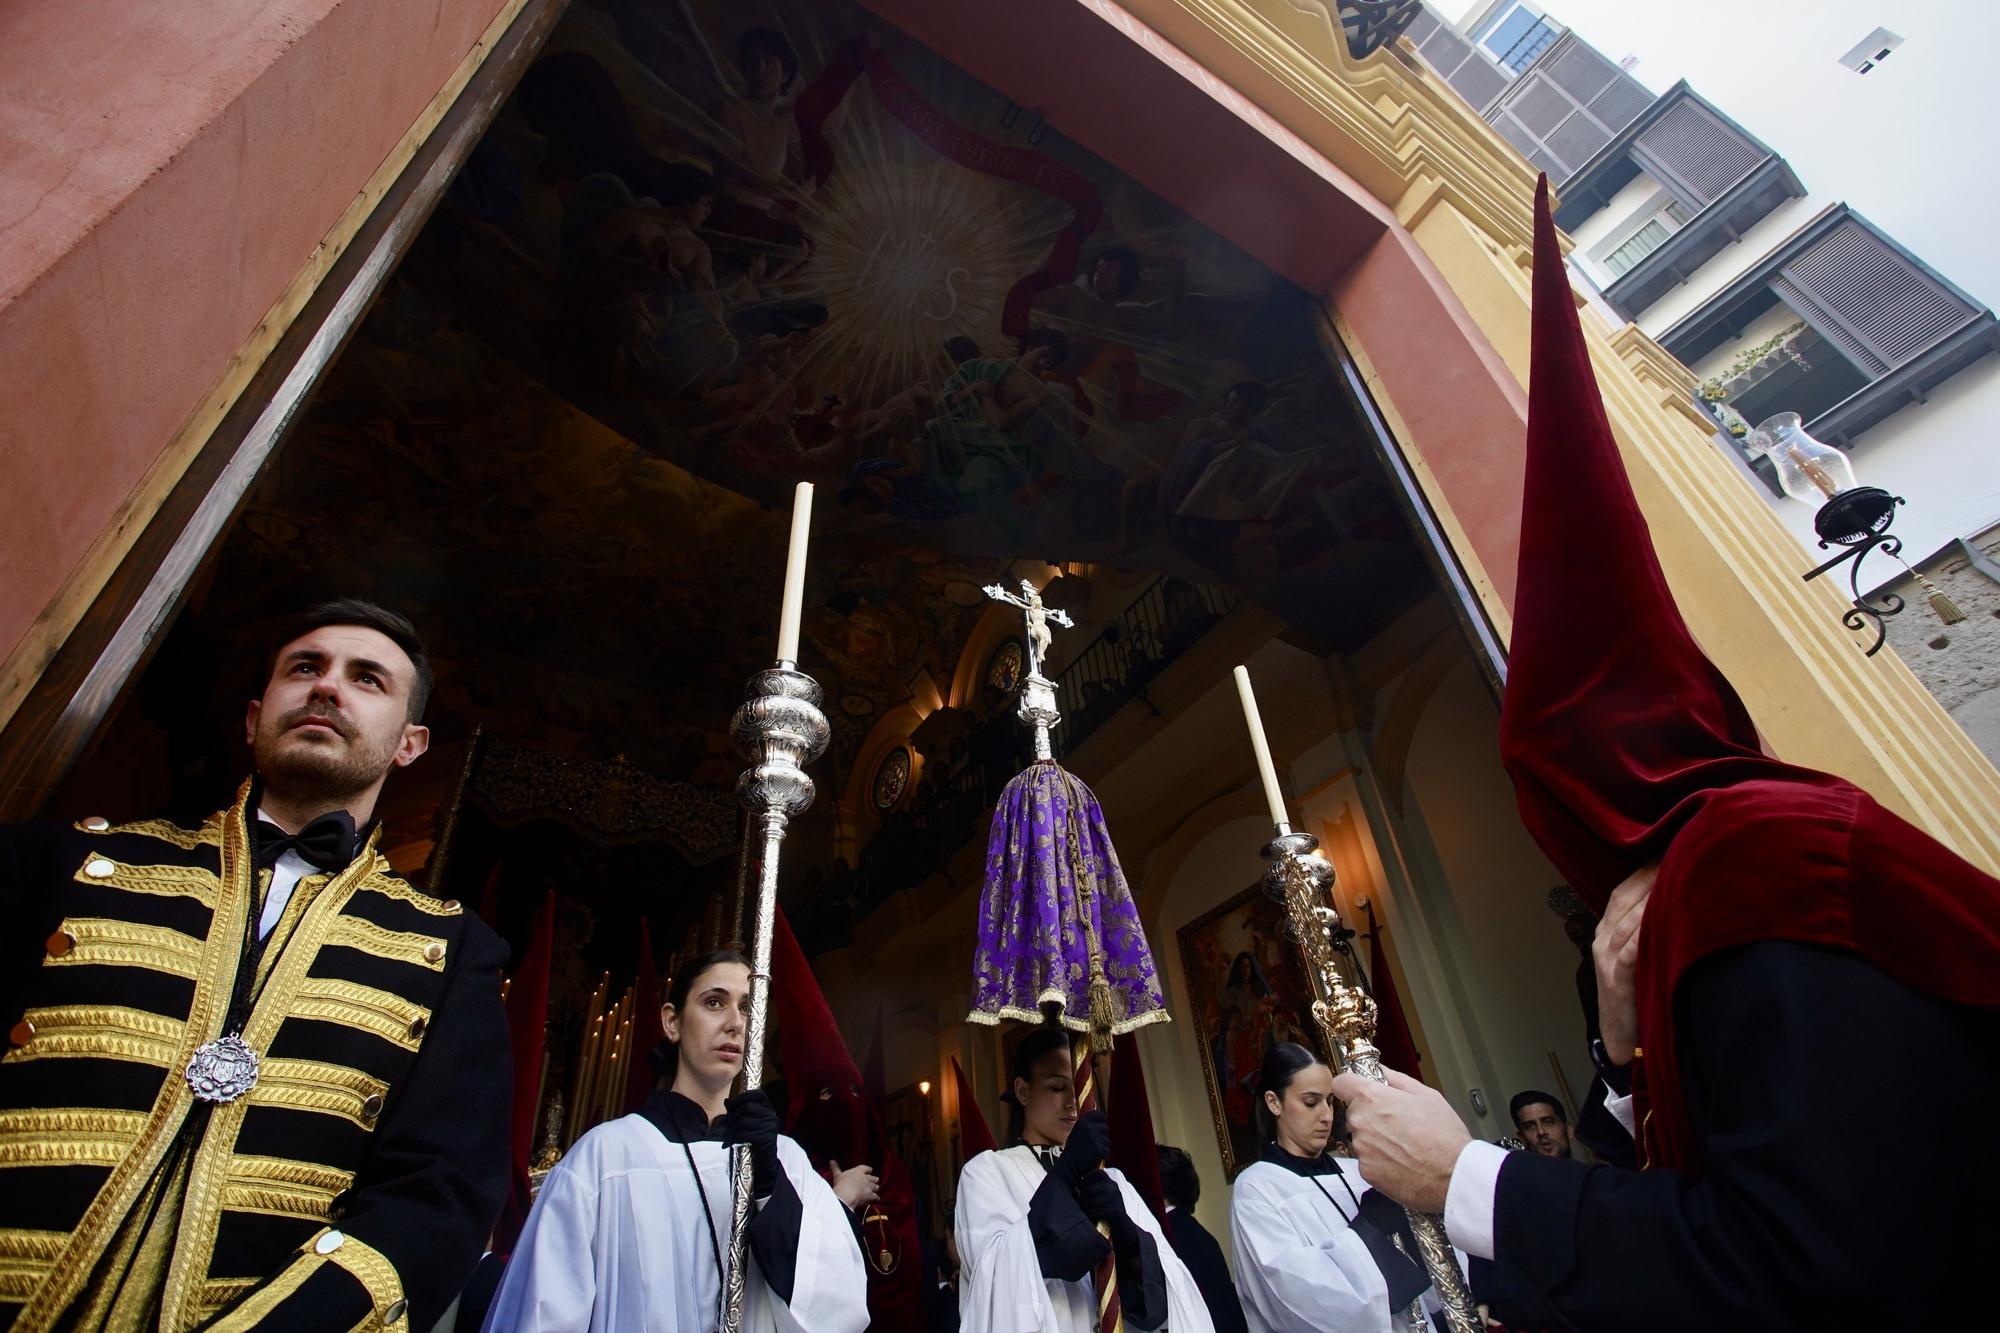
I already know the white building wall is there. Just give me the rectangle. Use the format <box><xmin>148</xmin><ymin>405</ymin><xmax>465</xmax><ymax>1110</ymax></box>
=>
<box><xmin>1567</xmin><ymin>171</ymin><xmax>1665</xmax><ymax>288</ymax></box>
<box><xmin>1478</xmin><ymin>1</ymin><xmax>2000</xmax><ymax>566</ymax></box>
<box><xmin>1451</xmin><ymin>0</ymin><xmax>2000</xmax><ymax>309</ymax></box>
<box><xmin>1629</xmin><ymin>193</ymin><xmax>1824</xmax><ymax>336</ymax></box>
<box><xmin>1759</xmin><ymin>358</ymin><xmax>2000</xmax><ymax>568</ymax></box>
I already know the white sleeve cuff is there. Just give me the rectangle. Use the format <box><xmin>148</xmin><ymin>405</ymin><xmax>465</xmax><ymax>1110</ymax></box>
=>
<box><xmin>1443</xmin><ymin>1139</ymin><xmax>1507</xmax><ymax>1261</ymax></box>
<box><xmin>1604</xmin><ymin>1089</ymin><xmax>1637</xmax><ymax>1139</ymax></box>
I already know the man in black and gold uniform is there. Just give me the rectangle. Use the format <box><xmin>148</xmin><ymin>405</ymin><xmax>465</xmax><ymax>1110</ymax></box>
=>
<box><xmin>0</xmin><ymin>600</ymin><xmax>510</xmax><ymax>1332</ymax></box>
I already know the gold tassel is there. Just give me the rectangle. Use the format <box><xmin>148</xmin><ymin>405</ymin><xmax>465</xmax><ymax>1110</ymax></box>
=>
<box><xmin>1087</xmin><ymin>963</ymin><xmax>1116</xmax><ymax>1057</ymax></box>
<box><xmin>1918</xmin><ymin>574</ymin><xmax>1967</xmax><ymax>625</ymax></box>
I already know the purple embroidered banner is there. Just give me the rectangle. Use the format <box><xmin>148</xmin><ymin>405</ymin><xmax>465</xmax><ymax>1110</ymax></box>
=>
<box><xmin>967</xmin><ymin>761</ymin><xmax>1169</xmax><ymax>1034</ymax></box>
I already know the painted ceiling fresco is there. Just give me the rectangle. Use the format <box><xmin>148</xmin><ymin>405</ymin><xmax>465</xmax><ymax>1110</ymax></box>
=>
<box><xmin>428</xmin><ymin>0</ymin><xmax>1428</xmax><ymax>609</ymax></box>
<box><xmin>105</xmin><ymin>0</ymin><xmax>1435</xmax><ymax>833</ymax></box>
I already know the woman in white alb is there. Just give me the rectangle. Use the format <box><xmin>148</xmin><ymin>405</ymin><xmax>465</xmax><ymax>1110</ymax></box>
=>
<box><xmin>1231</xmin><ymin>1042</ymin><xmax>1463</xmax><ymax>1332</ymax></box>
<box><xmin>954</xmin><ymin>1026</ymin><xmax>1214</xmax><ymax>1333</ymax></box>
<box><xmin>484</xmin><ymin>949</ymin><xmax>868</xmax><ymax>1332</ymax></box>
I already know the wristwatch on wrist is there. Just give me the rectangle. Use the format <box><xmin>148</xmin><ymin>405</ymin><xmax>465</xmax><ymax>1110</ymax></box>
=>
<box><xmin>1590</xmin><ymin>1037</ymin><xmax>1633</xmax><ymax>1096</ymax></box>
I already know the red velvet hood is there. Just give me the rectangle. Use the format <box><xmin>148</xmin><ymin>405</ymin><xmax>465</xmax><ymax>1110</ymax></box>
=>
<box><xmin>1497</xmin><ymin>176</ymin><xmax>2000</xmax><ymax>1171</ymax></box>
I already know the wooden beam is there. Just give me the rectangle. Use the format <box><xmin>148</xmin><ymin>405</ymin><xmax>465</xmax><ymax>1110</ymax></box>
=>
<box><xmin>0</xmin><ymin>0</ymin><xmax>573</xmax><ymax>821</ymax></box>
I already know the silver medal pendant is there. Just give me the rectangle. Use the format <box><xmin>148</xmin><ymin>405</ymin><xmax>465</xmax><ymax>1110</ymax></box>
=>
<box><xmin>185</xmin><ymin>1033</ymin><xmax>261</xmax><ymax>1103</ymax></box>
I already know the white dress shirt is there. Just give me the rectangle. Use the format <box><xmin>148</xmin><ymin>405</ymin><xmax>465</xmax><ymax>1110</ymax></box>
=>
<box><xmin>255</xmin><ymin>808</ymin><xmax>316</xmax><ymax>940</ymax></box>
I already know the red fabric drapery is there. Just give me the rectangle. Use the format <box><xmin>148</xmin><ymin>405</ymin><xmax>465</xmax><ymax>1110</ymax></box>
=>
<box><xmin>493</xmin><ymin>890</ymin><xmax>554</xmax><ymax>1254</ymax></box>
<box><xmin>621</xmin><ymin>920</ymin><xmax>663</xmax><ymax>1115</ymax></box>
<box><xmin>1106</xmin><ymin>1033</ymin><xmax>1167</xmax><ymax>1228</ymax></box>
<box><xmin>1361</xmin><ymin>902</ymin><xmax>1423</xmax><ymax>1084</ymax></box>
<box><xmin>771</xmin><ymin>910</ymin><xmax>926</xmax><ymax>1328</ymax></box>
<box><xmin>952</xmin><ymin>1055</ymin><xmax>996</xmax><ymax>1159</ymax></box>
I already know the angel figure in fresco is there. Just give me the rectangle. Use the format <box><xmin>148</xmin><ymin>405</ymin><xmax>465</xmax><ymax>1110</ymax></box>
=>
<box><xmin>1118</xmin><ymin>380</ymin><xmax>1269</xmax><ymax>572</ymax></box>
<box><xmin>1026</xmin><ymin>245</ymin><xmax>1188</xmax><ymax>432</ymax></box>
<box><xmin>919</xmin><ymin>329</ymin><xmax>1072</xmax><ymax>538</ymax></box>
<box><xmin>697</xmin><ymin>304</ymin><xmax>828</xmax><ymax>479</ymax></box>
<box><xmin>710</xmin><ymin>27</ymin><xmax>815</xmax><ymax>286</ymax></box>
<box><xmin>645</xmin><ymin>164</ymin><xmax>747</xmax><ymax>388</ymax></box>
<box><xmin>814</xmin><ymin>336</ymin><xmax>979</xmax><ymax>513</ymax></box>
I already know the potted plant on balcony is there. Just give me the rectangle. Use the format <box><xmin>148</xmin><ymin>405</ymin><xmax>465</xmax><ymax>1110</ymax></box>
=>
<box><xmin>1699</xmin><ymin>320</ymin><xmax>1812</xmax><ymax>435</ymax></box>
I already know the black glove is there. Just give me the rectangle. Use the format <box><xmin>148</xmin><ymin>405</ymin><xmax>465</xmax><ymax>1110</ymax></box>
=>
<box><xmin>722</xmin><ymin>1089</ymin><xmax>782</xmax><ymax>1197</ymax></box>
<box><xmin>1075</xmin><ymin>1168</ymin><xmax>1127</xmax><ymax>1227</ymax></box>
<box><xmin>1053</xmin><ymin>1110</ymin><xmax>1109</xmax><ymax>1189</ymax></box>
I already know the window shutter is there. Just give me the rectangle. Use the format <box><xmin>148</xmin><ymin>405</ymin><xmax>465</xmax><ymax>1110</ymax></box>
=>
<box><xmin>1775</xmin><ymin>219</ymin><xmax>1980</xmax><ymax>371</ymax></box>
<box><xmin>1545</xmin><ymin>112</ymin><xmax>1612</xmax><ymax>172</ymax></box>
<box><xmin>1543</xmin><ymin>40</ymin><xmax>1616</xmax><ymax>103</ymax></box>
<box><xmin>1510</xmin><ymin>75</ymin><xmax>1575</xmax><ymax>137</ymax></box>
<box><xmin>1412</xmin><ymin>15</ymin><xmax>1508</xmax><ymax>111</ymax></box>
<box><xmin>1485</xmin><ymin>35</ymin><xmax>1655</xmax><ymax>180</ymax></box>
<box><xmin>1449</xmin><ymin>58</ymin><xmax>1508</xmax><ymax>110</ymax></box>
<box><xmin>1416</xmin><ymin>16</ymin><xmax>1470</xmax><ymax>67</ymax></box>
<box><xmin>1633</xmin><ymin>99</ymin><xmax>1763</xmax><ymax>205</ymax></box>
<box><xmin>1587</xmin><ymin>77</ymin><xmax>1653</xmax><ymax>134</ymax></box>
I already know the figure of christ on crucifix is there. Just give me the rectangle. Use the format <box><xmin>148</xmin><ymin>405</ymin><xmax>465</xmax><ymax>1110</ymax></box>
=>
<box><xmin>982</xmin><ymin>579</ymin><xmax>1074</xmax><ymax>681</ymax></box>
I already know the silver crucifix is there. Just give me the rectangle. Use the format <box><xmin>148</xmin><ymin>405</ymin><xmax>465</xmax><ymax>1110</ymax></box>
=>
<box><xmin>983</xmin><ymin>579</ymin><xmax>1074</xmax><ymax>760</ymax></box>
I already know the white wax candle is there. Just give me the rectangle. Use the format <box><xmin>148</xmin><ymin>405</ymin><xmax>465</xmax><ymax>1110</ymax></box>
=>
<box><xmin>775</xmin><ymin>482</ymin><xmax>814</xmax><ymax>664</ymax></box>
<box><xmin>1233</xmin><ymin>665</ymin><xmax>1288</xmax><ymax>829</ymax></box>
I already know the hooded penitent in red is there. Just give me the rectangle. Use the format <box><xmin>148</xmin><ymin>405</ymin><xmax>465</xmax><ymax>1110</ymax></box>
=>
<box><xmin>1498</xmin><ymin>175</ymin><xmax>2000</xmax><ymax>1173</ymax></box>
<box><xmin>770</xmin><ymin>910</ymin><xmax>925</xmax><ymax>1327</ymax></box>
<box><xmin>952</xmin><ymin>1055</ymin><xmax>996</xmax><ymax>1159</ymax></box>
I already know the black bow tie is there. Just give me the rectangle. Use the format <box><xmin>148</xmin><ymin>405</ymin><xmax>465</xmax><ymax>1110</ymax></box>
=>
<box><xmin>252</xmin><ymin>813</ymin><xmax>356</xmax><ymax>872</ymax></box>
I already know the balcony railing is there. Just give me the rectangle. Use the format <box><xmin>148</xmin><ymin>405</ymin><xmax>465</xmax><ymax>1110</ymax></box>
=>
<box><xmin>796</xmin><ymin>575</ymin><xmax>1243</xmax><ymax>952</ymax></box>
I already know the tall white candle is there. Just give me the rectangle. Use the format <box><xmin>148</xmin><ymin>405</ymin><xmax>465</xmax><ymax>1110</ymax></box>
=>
<box><xmin>775</xmin><ymin>482</ymin><xmax>814</xmax><ymax>664</ymax></box>
<box><xmin>1233</xmin><ymin>665</ymin><xmax>1289</xmax><ymax>829</ymax></box>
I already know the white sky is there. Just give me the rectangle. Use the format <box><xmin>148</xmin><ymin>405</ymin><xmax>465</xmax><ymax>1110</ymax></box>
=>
<box><xmin>1443</xmin><ymin>0</ymin><xmax>2000</xmax><ymax>304</ymax></box>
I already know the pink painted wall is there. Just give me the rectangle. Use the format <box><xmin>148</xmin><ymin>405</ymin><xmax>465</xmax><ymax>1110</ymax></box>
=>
<box><xmin>0</xmin><ymin>0</ymin><xmax>511</xmax><ymax>667</ymax></box>
<box><xmin>1331</xmin><ymin>228</ymin><xmax>1528</xmax><ymax>608</ymax></box>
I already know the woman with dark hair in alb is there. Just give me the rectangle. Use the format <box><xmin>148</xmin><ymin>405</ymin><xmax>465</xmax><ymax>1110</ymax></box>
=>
<box><xmin>484</xmin><ymin>949</ymin><xmax>867</xmax><ymax>1331</ymax></box>
<box><xmin>1228</xmin><ymin>1042</ymin><xmax>1464</xmax><ymax>1332</ymax></box>
<box><xmin>953</xmin><ymin>1026</ymin><xmax>1214</xmax><ymax>1332</ymax></box>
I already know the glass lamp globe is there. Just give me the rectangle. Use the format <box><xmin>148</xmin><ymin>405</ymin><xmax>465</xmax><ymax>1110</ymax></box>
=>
<box><xmin>1744</xmin><ymin>412</ymin><xmax>1857</xmax><ymax>505</ymax></box>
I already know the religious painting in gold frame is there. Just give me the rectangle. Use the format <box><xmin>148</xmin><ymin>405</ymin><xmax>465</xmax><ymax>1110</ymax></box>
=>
<box><xmin>1178</xmin><ymin>882</ymin><xmax>1326</xmax><ymax>1180</ymax></box>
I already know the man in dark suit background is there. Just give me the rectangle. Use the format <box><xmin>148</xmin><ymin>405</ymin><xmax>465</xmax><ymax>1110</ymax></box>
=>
<box><xmin>1157</xmin><ymin>1145</ymin><xmax>1248</xmax><ymax>1333</ymax></box>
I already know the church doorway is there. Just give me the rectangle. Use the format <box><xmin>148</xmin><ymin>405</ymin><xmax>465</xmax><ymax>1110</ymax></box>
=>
<box><xmin>51</xmin><ymin>0</ymin><xmax>1585</xmax><ymax>1255</ymax></box>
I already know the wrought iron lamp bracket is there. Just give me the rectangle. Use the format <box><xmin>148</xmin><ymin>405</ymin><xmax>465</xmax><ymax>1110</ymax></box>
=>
<box><xmin>1337</xmin><ymin>0</ymin><xmax>1425</xmax><ymax>59</ymax></box>
<box><xmin>1802</xmin><ymin>487</ymin><xmax>1906</xmax><ymax>657</ymax></box>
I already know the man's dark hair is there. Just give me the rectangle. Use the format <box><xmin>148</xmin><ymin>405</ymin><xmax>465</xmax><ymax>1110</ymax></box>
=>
<box><xmin>1015</xmin><ymin>326</ymin><xmax>1070</xmax><ymax>368</ymax></box>
<box><xmin>1224</xmin><ymin>381</ymin><xmax>1268</xmax><ymax>414</ymax></box>
<box><xmin>1096</xmin><ymin>246</ymin><xmax>1142</xmax><ymax>298</ymax></box>
<box><xmin>737</xmin><ymin>26</ymin><xmax>799</xmax><ymax>91</ymax></box>
<box><xmin>1509</xmin><ymin>1089</ymin><xmax>1566</xmax><ymax>1128</ymax></box>
<box><xmin>657</xmin><ymin>162</ymin><xmax>718</xmax><ymax>210</ymax></box>
<box><xmin>1156</xmin><ymin>1144</ymin><xmax>1200</xmax><ymax>1210</ymax></box>
<box><xmin>268</xmin><ymin>599</ymin><xmax>434</xmax><ymax>724</ymax></box>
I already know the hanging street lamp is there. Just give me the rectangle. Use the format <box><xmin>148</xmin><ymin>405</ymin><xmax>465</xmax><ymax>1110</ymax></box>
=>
<box><xmin>1744</xmin><ymin>411</ymin><xmax>1965</xmax><ymax>656</ymax></box>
